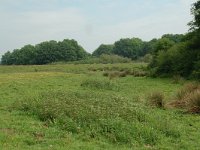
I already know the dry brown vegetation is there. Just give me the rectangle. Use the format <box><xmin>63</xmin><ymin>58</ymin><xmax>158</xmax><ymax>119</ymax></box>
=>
<box><xmin>169</xmin><ymin>82</ymin><xmax>200</xmax><ymax>113</ymax></box>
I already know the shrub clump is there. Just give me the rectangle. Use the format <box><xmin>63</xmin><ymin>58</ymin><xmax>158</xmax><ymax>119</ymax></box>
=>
<box><xmin>146</xmin><ymin>92</ymin><xmax>165</xmax><ymax>108</ymax></box>
<box><xmin>170</xmin><ymin>82</ymin><xmax>200</xmax><ymax>113</ymax></box>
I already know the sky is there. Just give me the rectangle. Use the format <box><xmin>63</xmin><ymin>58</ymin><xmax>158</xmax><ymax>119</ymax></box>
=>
<box><xmin>0</xmin><ymin>0</ymin><xmax>196</xmax><ymax>56</ymax></box>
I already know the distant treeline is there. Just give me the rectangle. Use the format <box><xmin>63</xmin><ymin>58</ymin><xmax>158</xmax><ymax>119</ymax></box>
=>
<box><xmin>92</xmin><ymin>34</ymin><xmax>184</xmax><ymax>60</ymax></box>
<box><xmin>1</xmin><ymin>39</ymin><xmax>89</xmax><ymax>65</ymax></box>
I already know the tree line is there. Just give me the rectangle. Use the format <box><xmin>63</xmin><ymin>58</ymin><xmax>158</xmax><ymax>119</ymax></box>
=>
<box><xmin>1</xmin><ymin>39</ymin><xmax>89</xmax><ymax>65</ymax></box>
<box><xmin>92</xmin><ymin>34</ymin><xmax>184</xmax><ymax>60</ymax></box>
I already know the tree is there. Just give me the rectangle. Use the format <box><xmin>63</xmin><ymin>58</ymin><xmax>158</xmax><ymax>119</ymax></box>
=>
<box><xmin>34</xmin><ymin>41</ymin><xmax>58</xmax><ymax>64</ymax></box>
<box><xmin>161</xmin><ymin>34</ymin><xmax>184</xmax><ymax>43</ymax></box>
<box><xmin>1</xmin><ymin>51</ymin><xmax>12</xmax><ymax>65</ymax></box>
<box><xmin>113</xmin><ymin>38</ymin><xmax>144</xmax><ymax>60</ymax></box>
<box><xmin>19</xmin><ymin>45</ymin><xmax>36</xmax><ymax>65</ymax></box>
<box><xmin>189</xmin><ymin>0</ymin><xmax>200</xmax><ymax>31</ymax></box>
<box><xmin>1</xmin><ymin>39</ymin><xmax>88</xmax><ymax>65</ymax></box>
<box><xmin>92</xmin><ymin>44</ymin><xmax>113</xmax><ymax>57</ymax></box>
<box><xmin>58</xmin><ymin>39</ymin><xmax>88</xmax><ymax>62</ymax></box>
<box><xmin>154</xmin><ymin>38</ymin><xmax>175</xmax><ymax>53</ymax></box>
<box><xmin>141</xmin><ymin>39</ymin><xmax>158</xmax><ymax>55</ymax></box>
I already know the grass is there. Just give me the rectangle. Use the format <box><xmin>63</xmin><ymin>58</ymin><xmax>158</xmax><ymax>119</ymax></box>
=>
<box><xmin>169</xmin><ymin>82</ymin><xmax>200</xmax><ymax>113</ymax></box>
<box><xmin>146</xmin><ymin>92</ymin><xmax>165</xmax><ymax>108</ymax></box>
<box><xmin>0</xmin><ymin>63</ymin><xmax>200</xmax><ymax>149</ymax></box>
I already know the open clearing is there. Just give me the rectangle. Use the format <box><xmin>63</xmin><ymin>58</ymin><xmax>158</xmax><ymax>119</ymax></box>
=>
<box><xmin>0</xmin><ymin>63</ymin><xmax>200</xmax><ymax>150</ymax></box>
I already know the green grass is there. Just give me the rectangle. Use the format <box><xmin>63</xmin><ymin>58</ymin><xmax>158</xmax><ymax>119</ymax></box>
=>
<box><xmin>0</xmin><ymin>63</ymin><xmax>200</xmax><ymax>149</ymax></box>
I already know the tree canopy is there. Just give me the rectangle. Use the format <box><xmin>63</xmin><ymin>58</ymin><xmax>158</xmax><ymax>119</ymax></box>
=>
<box><xmin>113</xmin><ymin>38</ymin><xmax>144</xmax><ymax>60</ymax></box>
<box><xmin>148</xmin><ymin>0</ymin><xmax>200</xmax><ymax>79</ymax></box>
<box><xmin>92</xmin><ymin>44</ymin><xmax>114</xmax><ymax>57</ymax></box>
<box><xmin>1</xmin><ymin>39</ymin><xmax>89</xmax><ymax>65</ymax></box>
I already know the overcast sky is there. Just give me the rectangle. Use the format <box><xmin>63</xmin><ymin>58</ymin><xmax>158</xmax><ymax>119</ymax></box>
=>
<box><xmin>0</xmin><ymin>0</ymin><xmax>196</xmax><ymax>56</ymax></box>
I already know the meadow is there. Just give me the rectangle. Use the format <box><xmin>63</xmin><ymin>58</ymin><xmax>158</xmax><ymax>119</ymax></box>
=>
<box><xmin>0</xmin><ymin>63</ymin><xmax>200</xmax><ymax>150</ymax></box>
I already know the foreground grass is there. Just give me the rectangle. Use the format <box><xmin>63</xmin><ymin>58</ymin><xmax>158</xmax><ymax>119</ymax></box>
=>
<box><xmin>0</xmin><ymin>63</ymin><xmax>200</xmax><ymax>149</ymax></box>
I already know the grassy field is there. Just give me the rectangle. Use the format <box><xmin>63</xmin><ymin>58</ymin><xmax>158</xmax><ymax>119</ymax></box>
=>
<box><xmin>0</xmin><ymin>63</ymin><xmax>200</xmax><ymax>150</ymax></box>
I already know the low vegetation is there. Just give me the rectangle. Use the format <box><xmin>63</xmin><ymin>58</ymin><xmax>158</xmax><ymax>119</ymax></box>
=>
<box><xmin>69</xmin><ymin>54</ymin><xmax>132</xmax><ymax>64</ymax></box>
<box><xmin>169</xmin><ymin>82</ymin><xmax>200</xmax><ymax>113</ymax></box>
<box><xmin>146</xmin><ymin>92</ymin><xmax>165</xmax><ymax>108</ymax></box>
<box><xmin>0</xmin><ymin>63</ymin><xmax>200</xmax><ymax>149</ymax></box>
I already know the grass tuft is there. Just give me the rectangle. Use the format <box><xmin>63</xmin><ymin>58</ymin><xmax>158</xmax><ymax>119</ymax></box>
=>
<box><xmin>170</xmin><ymin>82</ymin><xmax>200</xmax><ymax>113</ymax></box>
<box><xmin>146</xmin><ymin>92</ymin><xmax>165</xmax><ymax>108</ymax></box>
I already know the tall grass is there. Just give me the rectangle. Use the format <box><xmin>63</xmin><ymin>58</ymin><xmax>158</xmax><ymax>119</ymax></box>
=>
<box><xmin>146</xmin><ymin>92</ymin><xmax>165</xmax><ymax>108</ymax></box>
<box><xmin>14</xmin><ymin>90</ymin><xmax>180</xmax><ymax>146</ymax></box>
<box><xmin>81</xmin><ymin>78</ymin><xmax>119</xmax><ymax>91</ymax></box>
<box><xmin>170</xmin><ymin>82</ymin><xmax>200</xmax><ymax>113</ymax></box>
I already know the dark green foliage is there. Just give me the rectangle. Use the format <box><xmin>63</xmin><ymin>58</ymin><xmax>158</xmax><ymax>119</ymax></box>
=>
<box><xmin>149</xmin><ymin>36</ymin><xmax>176</xmax><ymax>69</ymax></box>
<box><xmin>113</xmin><ymin>38</ymin><xmax>144</xmax><ymax>60</ymax></box>
<box><xmin>142</xmin><ymin>39</ymin><xmax>158</xmax><ymax>55</ymax></box>
<box><xmin>154</xmin><ymin>38</ymin><xmax>175</xmax><ymax>53</ymax></box>
<box><xmin>189</xmin><ymin>0</ymin><xmax>200</xmax><ymax>31</ymax></box>
<box><xmin>1</xmin><ymin>51</ymin><xmax>12</xmax><ymax>65</ymax></box>
<box><xmin>1</xmin><ymin>39</ymin><xmax>88</xmax><ymax>65</ymax></box>
<box><xmin>148</xmin><ymin>1</ymin><xmax>200</xmax><ymax>79</ymax></box>
<box><xmin>92</xmin><ymin>44</ymin><xmax>114</xmax><ymax>56</ymax></box>
<box><xmin>150</xmin><ymin>41</ymin><xmax>198</xmax><ymax>77</ymax></box>
<box><xmin>161</xmin><ymin>34</ymin><xmax>184</xmax><ymax>43</ymax></box>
